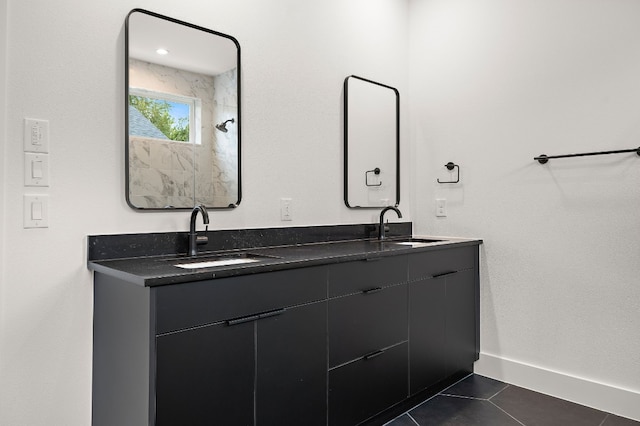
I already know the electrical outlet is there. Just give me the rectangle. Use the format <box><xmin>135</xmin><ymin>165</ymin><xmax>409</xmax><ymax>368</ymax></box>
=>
<box><xmin>280</xmin><ymin>198</ymin><xmax>292</xmax><ymax>221</ymax></box>
<box><xmin>436</xmin><ymin>199</ymin><xmax>447</xmax><ymax>217</ymax></box>
<box><xmin>24</xmin><ymin>118</ymin><xmax>50</xmax><ymax>153</ymax></box>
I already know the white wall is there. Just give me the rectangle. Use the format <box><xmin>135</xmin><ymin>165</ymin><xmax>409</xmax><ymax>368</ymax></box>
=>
<box><xmin>410</xmin><ymin>0</ymin><xmax>640</xmax><ymax>420</ymax></box>
<box><xmin>0</xmin><ymin>0</ymin><xmax>7</xmax><ymax>395</ymax></box>
<box><xmin>0</xmin><ymin>0</ymin><xmax>410</xmax><ymax>424</ymax></box>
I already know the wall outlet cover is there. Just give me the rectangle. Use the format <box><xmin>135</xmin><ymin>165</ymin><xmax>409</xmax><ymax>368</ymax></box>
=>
<box><xmin>24</xmin><ymin>194</ymin><xmax>49</xmax><ymax>228</ymax></box>
<box><xmin>24</xmin><ymin>118</ymin><xmax>50</xmax><ymax>153</ymax></box>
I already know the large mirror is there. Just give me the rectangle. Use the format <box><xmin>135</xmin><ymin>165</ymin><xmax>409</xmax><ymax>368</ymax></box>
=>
<box><xmin>125</xmin><ymin>9</ymin><xmax>241</xmax><ymax>210</ymax></box>
<box><xmin>344</xmin><ymin>75</ymin><xmax>399</xmax><ymax>208</ymax></box>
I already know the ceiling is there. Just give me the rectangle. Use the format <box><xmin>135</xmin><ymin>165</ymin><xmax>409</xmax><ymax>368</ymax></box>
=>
<box><xmin>128</xmin><ymin>11</ymin><xmax>238</xmax><ymax>76</ymax></box>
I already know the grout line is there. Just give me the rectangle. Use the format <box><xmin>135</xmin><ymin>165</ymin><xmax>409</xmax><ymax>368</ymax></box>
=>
<box><xmin>487</xmin><ymin>383</ymin><xmax>511</xmax><ymax>400</ymax></box>
<box><xmin>488</xmin><ymin>400</ymin><xmax>527</xmax><ymax>426</ymax></box>
<box><xmin>384</xmin><ymin>373</ymin><xmax>478</xmax><ymax>425</ymax></box>
<box><xmin>438</xmin><ymin>372</ymin><xmax>474</xmax><ymax>395</ymax></box>
<box><xmin>598</xmin><ymin>414</ymin><xmax>610</xmax><ymax>426</ymax></box>
<box><xmin>440</xmin><ymin>393</ymin><xmax>487</xmax><ymax>401</ymax></box>
<box><xmin>407</xmin><ymin>413</ymin><xmax>420</xmax><ymax>426</ymax></box>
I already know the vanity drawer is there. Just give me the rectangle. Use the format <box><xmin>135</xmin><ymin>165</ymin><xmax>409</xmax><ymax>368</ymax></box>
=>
<box><xmin>154</xmin><ymin>265</ymin><xmax>327</xmax><ymax>334</ymax></box>
<box><xmin>328</xmin><ymin>283</ymin><xmax>407</xmax><ymax>367</ymax></box>
<box><xmin>329</xmin><ymin>342</ymin><xmax>408</xmax><ymax>426</ymax></box>
<box><xmin>408</xmin><ymin>246</ymin><xmax>477</xmax><ymax>281</ymax></box>
<box><xmin>328</xmin><ymin>255</ymin><xmax>407</xmax><ymax>298</ymax></box>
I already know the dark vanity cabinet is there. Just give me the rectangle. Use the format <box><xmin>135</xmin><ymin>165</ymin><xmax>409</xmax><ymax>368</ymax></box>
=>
<box><xmin>92</xmin><ymin>242</ymin><xmax>479</xmax><ymax>426</ymax></box>
<box><xmin>155</xmin><ymin>301</ymin><xmax>328</xmax><ymax>426</ymax></box>
<box><xmin>93</xmin><ymin>266</ymin><xmax>328</xmax><ymax>426</ymax></box>
<box><xmin>327</xmin><ymin>257</ymin><xmax>409</xmax><ymax>425</ymax></box>
<box><xmin>155</xmin><ymin>266</ymin><xmax>328</xmax><ymax>426</ymax></box>
<box><xmin>408</xmin><ymin>246</ymin><xmax>479</xmax><ymax>395</ymax></box>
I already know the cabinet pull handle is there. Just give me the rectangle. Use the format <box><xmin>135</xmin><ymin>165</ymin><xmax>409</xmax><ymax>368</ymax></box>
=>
<box><xmin>433</xmin><ymin>271</ymin><xmax>457</xmax><ymax>278</ymax></box>
<box><xmin>226</xmin><ymin>314</ymin><xmax>261</xmax><ymax>326</ymax></box>
<box><xmin>258</xmin><ymin>308</ymin><xmax>286</xmax><ymax>320</ymax></box>
<box><xmin>226</xmin><ymin>308</ymin><xmax>286</xmax><ymax>326</ymax></box>
<box><xmin>364</xmin><ymin>349</ymin><xmax>385</xmax><ymax>360</ymax></box>
<box><xmin>362</xmin><ymin>287</ymin><xmax>383</xmax><ymax>294</ymax></box>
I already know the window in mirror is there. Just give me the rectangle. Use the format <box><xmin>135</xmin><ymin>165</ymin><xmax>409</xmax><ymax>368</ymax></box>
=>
<box><xmin>129</xmin><ymin>88</ymin><xmax>201</xmax><ymax>144</ymax></box>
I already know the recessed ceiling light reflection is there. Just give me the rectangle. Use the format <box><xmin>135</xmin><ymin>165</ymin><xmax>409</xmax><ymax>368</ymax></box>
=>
<box><xmin>156</xmin><ymin>48</ymin><xmax>169</xmax><ymax>55</ymax></box>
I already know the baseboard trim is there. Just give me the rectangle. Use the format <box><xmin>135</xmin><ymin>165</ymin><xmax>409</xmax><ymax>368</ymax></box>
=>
<box><xmin>474</xmin><ymin>353</ymin><xmax>640</xmax><ymax>422</ymax></box>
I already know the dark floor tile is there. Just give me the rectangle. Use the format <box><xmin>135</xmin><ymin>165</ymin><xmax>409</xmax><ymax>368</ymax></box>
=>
<box><xmin>602</xmin><ymin>414</ymin><xmax>640</xmax><ymax>425</ymax></box>
<box><xmin>409</xmin><ymin>395</ymin><xmax>522</xmax><ymax>426</ymax></box>
<box><xmin>490</xmin><ymin>385</ymin><xmax>607</xmax><ymax>426</ymax></box>
<box><xmin>384</xmin><ymin>414</ymin><xmax>418</xmax><ymax>426</ymax></box>
<box><xmin>441</xmin><ymin>374</ymin><xmax>509</xmax><ymax>399</ymax></box>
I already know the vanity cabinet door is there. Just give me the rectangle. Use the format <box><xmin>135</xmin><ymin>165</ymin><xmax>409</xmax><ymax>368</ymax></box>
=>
<box><xmin>445</xmin><ymin>268</ymin><xmax>477</xmax><ymax>376</ymax></box>
<box><xmin>408</xmin><ymin>247</ymin><xmax>479</xmax><ymax>395</ymax></box>
<box><xmin>155</xmin><ymin>321</ymin><xmax>254</xmax><ymax>426</ymax></box>
<box><xmin>256</xmin><ymin>301</ymin><xmax>327</xmax><ymax>426</ymax></box>
<box><xmin>409</xmin><ymin>276</ymin><xmax>448</xmax><ymax>394</ymax></box>
<box><xmin>327</xmin><ymin>257</ymin><xmax>408</xmax><ymax>426</ymax></box>
<box><xmin>329</xmin><ymin>283</ymin><xmax>407</xmax><ymax>367</ymax></box>
<box><xmin>329</xmin><ymin>342</ymin><xmax>408</xmax><ymax>426</ymax></box>
<box><xmin>328</xmin><ymin>256</ymin><xmax>407</xmax><ymax>298</ymax></box>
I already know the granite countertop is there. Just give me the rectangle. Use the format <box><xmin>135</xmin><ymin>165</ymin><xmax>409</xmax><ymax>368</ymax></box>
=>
<box><xmin>88</xmin><ymin>234</ymin><xmax>482</xmax><ymax>287</ymax></box>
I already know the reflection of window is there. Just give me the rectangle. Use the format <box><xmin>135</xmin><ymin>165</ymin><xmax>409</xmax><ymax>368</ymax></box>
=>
<box><xmin>129</xmin><ymin>88</ymin><xmax>201</xmax><ymax>144</ymax></box>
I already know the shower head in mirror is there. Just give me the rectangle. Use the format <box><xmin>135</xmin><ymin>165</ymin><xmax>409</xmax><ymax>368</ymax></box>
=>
<box><xmin>215</xmin><ymin>118</ymin><xmax>235</xmax><ymax>133</ymax></box>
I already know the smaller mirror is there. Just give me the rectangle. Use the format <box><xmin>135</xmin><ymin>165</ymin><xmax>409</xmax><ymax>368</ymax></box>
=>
<box><xmin>344</xmin><ymin>75</ymin><xmax>400</xmax><ymax>208</ymax></box>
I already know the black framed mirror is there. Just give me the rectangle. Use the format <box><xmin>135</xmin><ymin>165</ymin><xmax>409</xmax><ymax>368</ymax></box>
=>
<box><xmin>344</xmin><ymin>75</ymin><xmax>400</xmax><ymax>208</ymax></box>
<box><xmin>125</xmin><ymin>9</ymin><xmax>241</xmax><ymax>210</ymax></box>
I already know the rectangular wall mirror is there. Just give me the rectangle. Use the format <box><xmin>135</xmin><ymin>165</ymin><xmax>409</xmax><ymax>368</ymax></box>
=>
<box><xmin>344</xmin><ymin>75</ymin><xmax>400</xmax><ymax>208</ymax></box>
<box><xmin>125</xmin><ymin>9</ymin><xmax>241</xmax><ymax>210</ymax></box>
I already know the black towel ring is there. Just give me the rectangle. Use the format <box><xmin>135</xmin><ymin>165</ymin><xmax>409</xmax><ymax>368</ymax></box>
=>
<box><xmin>437</xmin><ymin>162</ymin><xmax>460</xmax><ymax>184</ymax></box>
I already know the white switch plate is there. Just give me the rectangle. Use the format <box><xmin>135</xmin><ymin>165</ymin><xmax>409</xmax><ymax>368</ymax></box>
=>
<box><xmin>436</xmin><ymin>199</ymin><xmax>447</xmax><ymax>217</ymax></box>
<box><xmin>24</xmin><ymin>153</ymin><xmax>50</xmax><ymax>186</ymax></box>
<box><xmin>24</xmin><ymin>194</ymin><xmax>49</xmax><ymax>228</ymax></box>
<box><xmin>280</xmin><ymin>198</ymin><xmax>292</xmax><ymax>221</ymax></box>
<box><xmin>24</xmin><ymin>118</ymin><xmax>50</xmax><ymax>153</ymax></box>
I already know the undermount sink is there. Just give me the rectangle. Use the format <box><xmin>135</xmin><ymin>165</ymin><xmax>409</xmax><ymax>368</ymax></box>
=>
<box><xmin>171</xmin><ymin>253</ymin><xmax>276</xmax><ymax>269</ymax></box>
<box><xmin>373</xmin><ymin>237</ymin><xmax>445</xmax><ymax>247</ymax></box>
<box><xmin>390</xmin><ymin>238</ymin><xmax>444</xmax><ymax>244</ymax></box>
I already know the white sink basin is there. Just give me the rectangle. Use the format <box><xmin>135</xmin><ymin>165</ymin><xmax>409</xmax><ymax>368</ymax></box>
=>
<box><xmin>375</xmin><ymin>238</ymin><xmax>445</xmax><ymax>247</ymax></box>
<box><xmin>174</xmin><ymin>257</ymin><xmax>260</xmax><ymax>269</ymax></box>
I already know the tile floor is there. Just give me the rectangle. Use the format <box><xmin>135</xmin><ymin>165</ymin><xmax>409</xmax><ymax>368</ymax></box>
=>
<box><xmin>384</xmin><ymin>374</ymin><xmax>639</xmax><ymax>426</ymax></box>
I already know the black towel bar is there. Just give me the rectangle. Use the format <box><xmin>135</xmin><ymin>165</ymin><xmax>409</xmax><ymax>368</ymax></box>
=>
<box><xmin>535</xmin><ymin>147</ymin><xmax>640</xmax><ymax>164</ymax></box>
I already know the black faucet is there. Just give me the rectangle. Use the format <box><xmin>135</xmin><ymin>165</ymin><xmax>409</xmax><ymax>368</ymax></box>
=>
<box><xmin>188</xmin><ymin>204</ymin><xmax>210</xmax><ymax>256</ymax></box>
<box><xmin>378</xmin><ymin>206</ymin><xmax>402</xmax><ymax>240</ymax></box>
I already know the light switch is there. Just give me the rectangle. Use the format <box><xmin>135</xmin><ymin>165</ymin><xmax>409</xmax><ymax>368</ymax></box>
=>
<box><xmin>31</xmin><ymin>201</ymin><xmax>43</xmax><ymax>220</ymax></box>
<box><xmin>24</xmin><ymin>195</ymin><xmax>49</xmax><ymax>228</ymax></box>
<box><xmin>32</xmin><ymin>160</ymin><xmax>43</xmax><ymax>178</ymax></box>
<box><xmin>24</xmin><ymin>153</ymin><xmax>49</xmax><ymax>186</ymax></box>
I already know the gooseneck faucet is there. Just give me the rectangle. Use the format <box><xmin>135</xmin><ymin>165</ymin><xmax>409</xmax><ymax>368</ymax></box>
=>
<box><xmin>378</xmin><ymin>206</ymin><xmax>402</xmax><ymax>240</ymax></box>
<box><xmin>189</xmin><ymin>204</ymin><xmax>210</xmax><ymax>256</ymax></box>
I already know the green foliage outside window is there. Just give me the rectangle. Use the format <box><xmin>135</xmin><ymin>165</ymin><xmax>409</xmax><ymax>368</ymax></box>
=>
<box><xmin>129</xmin><ymin>95</ymin><xmax>190</xmax><ymax>142</ymax></box>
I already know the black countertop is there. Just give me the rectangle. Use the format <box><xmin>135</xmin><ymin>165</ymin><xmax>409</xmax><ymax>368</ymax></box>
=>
<box><xmin>87</xmin><ymin>223</ymin><xmax>482</xmax><ymax>287</ymax></box>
